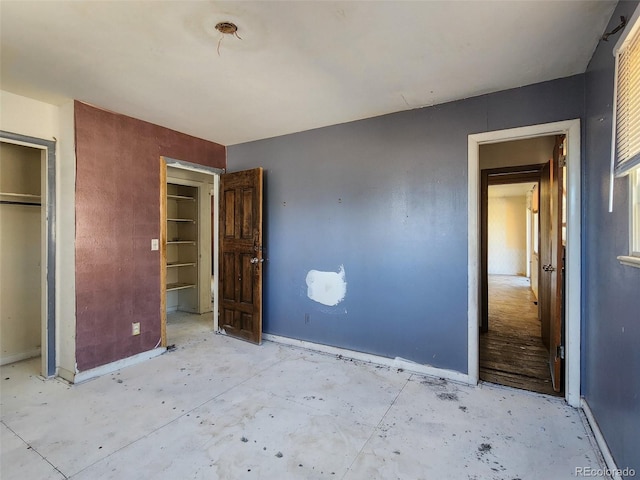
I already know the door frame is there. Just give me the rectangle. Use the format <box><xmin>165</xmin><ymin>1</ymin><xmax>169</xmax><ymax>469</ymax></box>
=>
<box><xmin>480</xmin><ymin>165</ymin><xmax>543</xmax><ymax>333</ymax></box>
<box><xmin>0</xmin><ymin>130</ymin><xmax>56</xmax><ymax>377</ymax></box>
<box><xmin>160</xmin><ymin>157</ymin><xmax>223</xmax><ymax>345</ymax></box>
<box><xmin>468</xmin><ymin>119</ymin><xmax>581</xmax><ymax>407</ymax></box>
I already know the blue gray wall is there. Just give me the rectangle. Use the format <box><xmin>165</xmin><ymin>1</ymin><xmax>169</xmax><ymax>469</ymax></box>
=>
<box><xmin>228</xmin><ymin>76</ymin><xmax>583</xmax><ymax>373</ymax></box>
<box><xmin>583</xmin><ymin>1</ymin><xmax>640</xmax><ymax>473</ymax></box>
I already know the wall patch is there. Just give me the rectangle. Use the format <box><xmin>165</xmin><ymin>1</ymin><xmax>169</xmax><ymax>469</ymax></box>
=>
<box><xmin>306</xmin><ymin>265</ymin><xmax>347</xmax><ymax>306</ymax></box>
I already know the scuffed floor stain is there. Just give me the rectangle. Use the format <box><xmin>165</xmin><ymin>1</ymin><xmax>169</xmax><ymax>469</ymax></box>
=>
<box><xmin>437</xmin><ymin>392</ymin><xmax>459</xmax><ymax>401</ymax></box>
<box><xmin>421</xmin><ymin>377</ymin><xmax>448</xmax><ymax>387</ymax></box>
<box><xmin>478</xmin><ymin>443</ymin><xmax>492</xmax><ymax>454</ymax></box>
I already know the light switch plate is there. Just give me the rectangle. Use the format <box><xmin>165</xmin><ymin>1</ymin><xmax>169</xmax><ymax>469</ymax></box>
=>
<box><xmin>132</xmin><ymin>322</ymin><xmax>141</xmax><ymax>336</ymax></box>
<box><xmin>151</xmin><ymin>239</ymin><xmax>159</xmax><ymax>251</ymax></box>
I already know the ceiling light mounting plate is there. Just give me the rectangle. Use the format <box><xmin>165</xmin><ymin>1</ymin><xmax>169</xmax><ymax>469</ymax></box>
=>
<box><xmin>215</xmin><ymin>22</ymin><xmax>238</xmax><ymax>35</ymax></box>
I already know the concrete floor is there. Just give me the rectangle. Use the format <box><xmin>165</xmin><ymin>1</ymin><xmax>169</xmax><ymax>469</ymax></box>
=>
<box><xmin>1</xmin><ymin>313</ymin><xmax>607</xmax><ymax>480</ymax></box>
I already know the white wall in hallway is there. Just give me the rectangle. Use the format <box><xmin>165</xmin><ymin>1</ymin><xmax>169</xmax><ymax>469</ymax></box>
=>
<box><xmin>488</xmin><ymin>193</ymin><xmax>527</xmax><ymax>275</ymax></box>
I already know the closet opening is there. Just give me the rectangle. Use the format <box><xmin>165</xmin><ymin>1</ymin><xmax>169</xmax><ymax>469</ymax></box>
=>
<box><xmin>160</xmin><ymin>158</ymin><xmax>221</xmax><ymax>348</ymax></box>
<box><xmin>0</xmin><ymin>132</ymin><xmax>56</xmax><ymax>378</ymax></box>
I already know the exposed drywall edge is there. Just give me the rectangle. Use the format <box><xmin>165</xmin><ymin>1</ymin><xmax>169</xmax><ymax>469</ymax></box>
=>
<box><xmin>0</xmin><ymin>348</ymin><xmax>41</xmax><ymax>366</ymax></box>
<box><xmin>581</xmin><ymin>399</ymin><xmax>623</xmax><ymax>480</ymax></box>
<box><xmin>71</xmin><ymin>347</ymin><xmax>166</xmax><ymax>384</ymax></box>
<box><xmin>263</xmin><ymin>334</ymin><xmax>470</xmax><ymax>384</ymax></box>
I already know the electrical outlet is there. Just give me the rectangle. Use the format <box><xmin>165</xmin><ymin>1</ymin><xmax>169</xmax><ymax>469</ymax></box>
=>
<box><xmin>151</xmin><ymin>239</ymin><xmax>159</xmax><ymax>251</ymax></box>
<box><xmin>132</xmin><ymin>322</ymin><xmax>141</xmax><ymax>336</ymax></box>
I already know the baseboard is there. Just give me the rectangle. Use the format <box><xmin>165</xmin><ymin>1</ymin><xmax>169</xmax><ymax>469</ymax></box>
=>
<box><xmin>0</xmin><ymin>348</ymin><xmax>41</xmax><ymax>366</ymax></box>
<box><xmin>57</xmin><ymin>367</ymin><xmax>75</xmax><ymax>384</ymax></box>
<box><xmin>72</xmin><ymin>347</ymin><xmax>166</xmax><ymax>384</ymax></box>
<box><xmin>581</xmin><ymin>398</ymin><xmax>623</xmax><ymax>480</ymax></box>
<box><xmin>262</xmin><ymin>334</ymin><xmax>470</xmax><ymax>384</ymax></box>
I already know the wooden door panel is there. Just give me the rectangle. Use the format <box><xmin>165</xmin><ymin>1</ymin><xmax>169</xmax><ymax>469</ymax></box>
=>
<box><xmin>240</xmin><ymin>253</ymin><xmax>254</xmax><ymax>303</ymax></box>
<box><xmin>219</xmin><ymin>168</ymin><xmax>263</xmax><ymax>344</ymax></box>
<box><xmin>222</xmin><ymin>253</ymin><xmax>235</xmax><ymax>301</ymax></box>
<box><xmin>241</xmin><ymin>189</ymin><xmax>254</xmax><ymax>239</ymax></box>
<box><xmin>223</xmin><ymin>308</ymin><xmax>234</xmax><ymax>329</ymax></box>
<box><xmin>241</xmin><ymin>312</ymin><xmax>253</xmax><ymax>332</ymax></box>
<box><xmin>224</xmin><ymin>190</ymin><xmax>236</xmax><ymax>237</ymax></box>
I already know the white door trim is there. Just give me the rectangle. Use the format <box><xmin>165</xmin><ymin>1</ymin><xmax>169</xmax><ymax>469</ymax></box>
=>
<box><xmin>468</xmin><ymin>119</ymin><xmax>581</xmax><ymax>407</ymax></box>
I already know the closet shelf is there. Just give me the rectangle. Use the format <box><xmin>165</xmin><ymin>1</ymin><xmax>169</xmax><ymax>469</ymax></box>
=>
<box><xmin>0</xmin><ymin>192</ymin><xmax>41</xmax><ymax>204</ymax></box>
<box><xmin>167</xmin><ymin>262</ymin><xmax>196</xmax><ymax>268</ymax></box>
<box><xmin>167</xmin><ymin>218</ymin><xmax>196</xmax><ymax>223</ymax></box>
<box><xmin>166</xmin><ymin>181</ymin><xmax>198</xmax><ymax>312</ymax></box>
<box><xmin>166</xmin><ymin>282</ymin><xmax>196</xmax><ymax>292</ymax></box>
<box><xmin>167</xmin><ymin>194</ymin><xmax>195</xmax><ymax>201</ymax></box>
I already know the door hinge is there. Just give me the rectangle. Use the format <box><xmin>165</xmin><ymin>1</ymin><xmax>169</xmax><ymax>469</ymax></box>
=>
<box><xmin>557</xmin><ymin>345</ymin><xmax>565</xmax><ymax>360</ymax></box>
<box><xmin>559</xmin><ymin>156</ymin><xmax>567</xmax><ymax>168</ymax></box>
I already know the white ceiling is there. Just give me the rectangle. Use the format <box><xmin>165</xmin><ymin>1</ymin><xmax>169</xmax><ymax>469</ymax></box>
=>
<box><xmin>0</xmin><ymin>1</ymin><xmax>616</xmax><ymax>146</ymax></box>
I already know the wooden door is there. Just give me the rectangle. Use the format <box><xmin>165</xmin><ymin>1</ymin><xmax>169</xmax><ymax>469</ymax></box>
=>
<box><xmin>539</xmin><ymin>137</ymin><xmax>565</xmax><ymax>393</ymax></box>
<box><xmin>218</xmin><ymin>168</ymin><xmax>264</xmax><ymax>344</ymax></box>
<box><xmin>538</xmin><ymin>162</ymin><xmax>551</xmax><ymax>351</ymax></box>
<box><xmin>548</xmin><ymin>136</ymin><xmax>565</xmax><ymax>392</ymax></box>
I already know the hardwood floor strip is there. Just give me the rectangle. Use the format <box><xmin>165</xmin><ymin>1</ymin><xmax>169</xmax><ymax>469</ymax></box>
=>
<box><xmin>479</xmin><ymin>274</ymin><xmax>560</xmax><ymax>396</ymax></box>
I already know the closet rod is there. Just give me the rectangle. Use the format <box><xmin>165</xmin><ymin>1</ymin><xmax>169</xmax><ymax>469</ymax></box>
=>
<box><xmin>0</xmin><ymin>200</ymin><xmax>42</xmax><ymax>206</ymax></box>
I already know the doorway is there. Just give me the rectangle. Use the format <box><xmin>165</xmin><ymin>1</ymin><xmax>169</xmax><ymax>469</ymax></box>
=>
<box><xmin>0</xmin><ymin>132</ymin><xmax>56</xmax><ymax>378</ymax></box>
<box><xmin>468</xmin><ymin>120</ymin><xmax>581</xmax><ymax>407</ymax></box>
<box><xmin>160</xmin><ymin>157</ymin><xmax>221</xmax><ymax>348</ymax></box>
<box><xmin>479</xmin><ymin>164</ymin><xmax>560</xmax><ymax>395</ymax></box>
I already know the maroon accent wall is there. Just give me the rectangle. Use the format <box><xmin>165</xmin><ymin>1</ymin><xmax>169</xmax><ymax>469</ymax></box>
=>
<box><xmin>74</xmin><ymin>101</ymin><xmax>225</xmax><ymax>371</ymax></box>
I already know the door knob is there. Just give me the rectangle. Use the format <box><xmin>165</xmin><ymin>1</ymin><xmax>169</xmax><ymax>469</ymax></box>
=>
<box><xmin>250</xmin><ymin>257</ymin><xmax>264</xmax><ymax>264</ymax></box>
<box><xmin>542</xmin><ymin>264</ymin><xmax>555</xmax><ymax>272</ymax></box>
